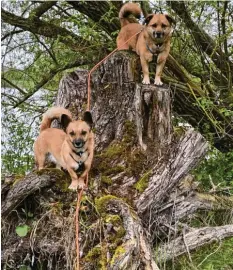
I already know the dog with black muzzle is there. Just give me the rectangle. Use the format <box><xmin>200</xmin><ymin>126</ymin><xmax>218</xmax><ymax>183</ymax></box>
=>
<box><xmin>34</xmin><ymin>107</ymin><xmax>94</xmax><ymax>190</ymax></box>
<box><xmin>117</xmin><ymin>3</ymin><xmax>175</xmax><ymax>85</ymax></box>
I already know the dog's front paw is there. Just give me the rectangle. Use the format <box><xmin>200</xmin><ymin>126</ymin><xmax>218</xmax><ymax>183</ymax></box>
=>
<box><xmin>68</xmin><ymin>180</ymin><xmax>86</xmax><ymax>191</ymax></box>
<box><xmin>154</xmin><ymin>77</ymin><xmax>163</xmax><ymax>86</ymax></box>
<box><xmin>68</xmin><ymin>183</ymin><xmax>78</xmax><ymax>191</ymax></box>
<box><xmin>77</xmin><ymin>181</ymin><xmax>86</xmax><ymax>190</ymax></box>
<box><xmin>142</xmin><ymin>78</ymin><xmax>150</xmax><ymax>85</ymax></box>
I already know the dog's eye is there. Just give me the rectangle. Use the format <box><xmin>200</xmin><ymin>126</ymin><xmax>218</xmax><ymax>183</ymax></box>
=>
<box><xmin>81</xmin><ymin>130</ymin><xmax>87</xmax><ymax>136</ymax></box>
<box><xmin>152</xmin><ymin>23</ymin><xmax>157</xmax><ymax>28</ymax></box>
<box><xmin>162</xmin><ymin>24</ymin><xmax>167</xmax><ymax>28</ymax></box>
<box><xmin>69</xmin><ymin>131</ymin><xmax>75</xmax><ymax>136</ymax></box>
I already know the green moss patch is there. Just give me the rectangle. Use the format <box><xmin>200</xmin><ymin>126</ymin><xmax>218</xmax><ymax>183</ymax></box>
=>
<box><xmin>12</xmin><ymin>174</ymin><xmax>25</xmax><ymax>186</ymax></box>
<box><xmin>105</xmin><ymin>214</ymin><xmax>126</xmax><ymax>244</ymax></box>
<box><xmin>85</xmin><ymin>245</ymin><xmax>102</xmax><ymax>261</ymax></box>
<box><xmin>110</xmin><ymin>245</ymin><xmax>126</xmax><ymax>266</ymax></box>
<box><xmin>101</xmin><ymin>176</ymin><xmax>113</xmax><ymax>185</ymax></box>
<box><xmin>35</xmin><ymin>168</ymin><xmax>65</xmax><ymax>177</ymax></box>
<box><xmin>95</xmin><ymin>195</ymin><xmax>119</xmax><ymax>215</ymax></box>
<box><xmin>134</xmin><ymin>170</ymin><xmax>151</xmax><ymax>193</ymax></box>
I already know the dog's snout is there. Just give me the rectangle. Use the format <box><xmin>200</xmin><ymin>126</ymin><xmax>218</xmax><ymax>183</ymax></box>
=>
<box><xmin>155</xmin><ymin>31</ymin><xmax>163</xmax><ymax>38</ymax></box>
<box><xmin>73</xmin><ymin>138</ymin><xmax>84</xmax><ymax>148</ymax></box>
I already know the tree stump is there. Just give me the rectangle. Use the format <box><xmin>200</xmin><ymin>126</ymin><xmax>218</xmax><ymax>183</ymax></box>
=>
<box><xmin>3</xmin><ymin>51</ymin><xmax>232</xmax><ymax>270</ymax></box>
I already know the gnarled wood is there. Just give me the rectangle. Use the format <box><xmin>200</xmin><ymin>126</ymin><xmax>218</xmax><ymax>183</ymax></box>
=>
<box><xmin>2</xmin><ymin>51</ymin><xmax>230</xmax><ymax>270</ymax></box>
<box><xmin>136</xmin><ymin>130</ymin><xmax>208</xmax><ymax>215</ymax></box>
<box><xmin>1</xmin><ymin>169</ymin><xmax>66</xmax><ymax>217</ymax></box>
<box><xmin>157</xmin><ymin>225</ymin><xmax>233</xmax><ymax>262</ymax></box>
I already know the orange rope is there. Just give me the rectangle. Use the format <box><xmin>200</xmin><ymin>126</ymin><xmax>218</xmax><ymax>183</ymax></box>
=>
<box><xmin>75</xmin><ymin>174</ymin><xmax>89</xmax><ymax>270</ymax></box>
<box><xmin>75</xmin><ymin>28</ymin><xmax>143</xmax><ymax>270</ymax></box>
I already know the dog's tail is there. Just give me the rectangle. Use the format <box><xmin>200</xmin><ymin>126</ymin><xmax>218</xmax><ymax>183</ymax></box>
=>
<box><xmin>119</xmin><ymin>3</ymin><xmax>141</xmax><ymax>27</ymax></box>
<box><xmin>40</xmin><ymin>107</ymin><xmax>72</xmax><ymax>133</ymax></box>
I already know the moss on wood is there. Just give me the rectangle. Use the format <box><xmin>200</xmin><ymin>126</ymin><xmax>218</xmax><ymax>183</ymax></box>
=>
<box><xmin>95</xmin><ymin>120</ymin><xmax>147</xmax><ymax>186</ymax></box>
<box><xmin>85</xmin><ymin>245</ymin><xmax>102</xmax><ymax>261</ymax></box>
<box><xmin>110</xmin><ymin>245</ymin><xmax>126</xmax><ymax>266</ymax></box>
<box><xmin>134</xmin><ymin>170</ymin><xmax>151</xmax><ymax>193</ymax></box>
<box><xmin>101</xmin><ymin>175</ymin><xmax>113</xmax><ymax>185</ymax></box>
<box><xmin>95</xmin><ymin>195</ymin><xmax>119</xmax><ymax>215</ymax></box>
<box><xmin>105</xmin><ymin>214</ymin><xmax>126</xmax><ymax>244</ymax></box>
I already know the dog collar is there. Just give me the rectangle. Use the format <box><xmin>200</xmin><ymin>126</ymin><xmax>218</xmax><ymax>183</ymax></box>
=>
<box><xmin>70</xmin><ymin>153</ymin><xmax>85</xmax><ymax>173</ymax></box>
<box><xmin>70</xmin><ymin>153</ymin><xmax>84</xmax><ymax>164</ymax></box>
<box><xmin>70</xmin><ymin>151</ymin><xmax>89</xmax><ymax>163</ymax></box>
<box><xmin>146</xmin><ymin>42</ymin><xmax>163</xmax><ymax>55</ymax></box>
<box><xmin>72</xmin><ymin>149</ymin><xmax>84</xmax><ymax>157</ymax></box>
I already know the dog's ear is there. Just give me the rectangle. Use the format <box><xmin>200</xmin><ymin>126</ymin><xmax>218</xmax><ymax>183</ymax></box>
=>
<box><xmin>143</xmin><ymin>14</ymin><xmax>154</xmax><ymax>25</ymax></box>
<box><xmin>83</xmin><ymin>111</ymin><xmax>93</xmax><ymax>129</ymax></box>
<box><xmin>165</xmin><ymin>14</ymin><xmax>176</xmax><ymax>26</ymax></box>
<box><xmin>61</xmin><ymin>114</ymin><xmax>72</xmax><ymax>131</ymax></box>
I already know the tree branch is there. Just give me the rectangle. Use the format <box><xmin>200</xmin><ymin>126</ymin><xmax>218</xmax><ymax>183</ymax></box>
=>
<box><xmin>1</xmin><ymin>29</ymin><xmax>24</xmax><ymax>41</ymax></box>
<box><xmin>29</xmin><ymin>1</ymin><xmax>57</xmax><ymax>18</ymax></box>
<box><xmin>155</xmin><ymin>189</ymin><xmax>233</xmax><ymax>233</ymax></box>
<box><xmin>12</xmin><ymin>57</ymin><xmax>91</xmax><ymax>108</ymax></box>
<box><xmin>94</xmin><ymin>197</ymin><xmax>160</xmax><ymax>270</ymax></box>
<box><xmin>1</xmin><ymin>77</ymin><xmax>27</xmax><ymax>95</ymax></box>
<box><xmin>1</xmin><ymin>169</ymin><xmax>65</xmax><ymax>217</ymax></box>
<box><xmin>221</xmin><ymin>1</ymin><xmax>228</xmax><ymax>58</ymax></box>
<box><xmin>1</xmin><ymin>8</ymin><xmax>88</xmax><ymax>51</ymax></box>
<box><xmin>167</xmin><ymin>1</ymin><xmax>233</xmax><ymax>77</ymax></box>
<box><xmin>157</xmin><ymin>225</ymin><xmax>233</xmax><ymax>262</ymax></box>
<box><xmin>33</xmin><ymin>34</ymin><xmax>58</xmax><ymax>65</ymax></box>
<box><xmin>67</xmin><ymin>1</ymin><xmax>120</xmax><ymax>35</ymax></box>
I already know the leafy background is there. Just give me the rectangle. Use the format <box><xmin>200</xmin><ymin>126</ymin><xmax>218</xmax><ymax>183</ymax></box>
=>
<box><xmin>1</xmin><ymin>1</ymin><xmax>233</xmax><ymax>269</ymax></box>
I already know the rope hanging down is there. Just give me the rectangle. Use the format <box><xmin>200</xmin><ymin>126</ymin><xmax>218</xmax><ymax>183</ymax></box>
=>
<box><xmin>75</xmin><ymin>28</ymin><xmax>143</xmax><ymax>270</ymax></box>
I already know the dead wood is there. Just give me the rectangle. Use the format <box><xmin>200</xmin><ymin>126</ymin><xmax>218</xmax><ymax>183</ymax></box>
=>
<box><xmin>1</xmin><ymin>169</ymin><xmax>66</xmax><ymax>217</ymax></box>
<box><xmin>2</xmin><ymin>51</ymin><xmax>231</xmax><ymax>270</ymax></box>
<box><xmin>157</xmin><ymin>225</ymin><xmax>233</xmax><ymax>262</ymax></box>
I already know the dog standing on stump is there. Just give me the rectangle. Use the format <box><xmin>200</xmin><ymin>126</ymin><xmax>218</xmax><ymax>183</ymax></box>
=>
<box><xmin>117</xmin><ymin>3</ymin><xmax>175</xmax><ymax>85</ymax></box>
<box><xmin>34</xmin><ymin>107</ymin><xmax>94</xmax><ymax>190</ymax></box>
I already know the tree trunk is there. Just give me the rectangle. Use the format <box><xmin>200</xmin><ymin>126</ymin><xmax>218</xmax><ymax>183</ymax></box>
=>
<box><xmin>2</xmin><ymin>51</ymin><xmax>232</xmax><ymax>270</ymax></box>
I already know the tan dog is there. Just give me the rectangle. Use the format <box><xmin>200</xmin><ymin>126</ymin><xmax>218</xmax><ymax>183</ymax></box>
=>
<box><xmin>117</xmin><ymin>3</ymin><xmax>175</xmax><ymax>85</ymax></box>
<box><xmin>34</xmin><ymin>107</ymin><xmax>94</xmax><ymax>190</ymax></box>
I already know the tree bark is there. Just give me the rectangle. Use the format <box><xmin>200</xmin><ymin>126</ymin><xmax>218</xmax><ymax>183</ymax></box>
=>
<box><xmin>2</xmin><ymin>51</ymin><xmax>232</xmax><ymax>270</ymax></box>
<box><xmin>157</xmin><ymin>225</ymin><xmax>233</xmax><ymax>262</ymax></box>
<box><xmin>1</xmin><ymin>169</ymin><xmax>66</xmax><ymax>217</ymax></box>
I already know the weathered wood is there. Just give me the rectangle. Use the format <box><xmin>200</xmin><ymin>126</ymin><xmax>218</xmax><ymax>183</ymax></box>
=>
<box><xmin>89</xmin><ymin>197</ymin><xmax>159</xmax><ymax>270</ymax></box>
<box><xmin>55</xmin><ymin>51</ymin><xmax>172</xmax><ymax>155</ymax></box>
<box><xmin>2</xmin><ymin>51</ymin><xmax>225</xmax><ymax>270</ymax></box>
<box><xmin>134</xmin><ymin>84</ymin><xmax>171</xmax><ymax>151</ymax></box>
<box><xmin>157</xmin><ymin>225</ymin><xmax>233</xmax><ymax>262</ymax></box>
<box><xmin>136</xmin><ymin>130</ymin><xmax>208</xmax><ymax>215</ymax></box>
<box><xmin>148</xmin><ymin>177</ymin><xmax>233</xmax><ymax>239</ymax></box>
<box><xmin>1</xmin><ymin>169</ymin><xmax>65</xmax><ymax>217</ymax></box>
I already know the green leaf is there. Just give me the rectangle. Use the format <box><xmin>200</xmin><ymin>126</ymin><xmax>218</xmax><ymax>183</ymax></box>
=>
<box><xmin>15</xmin><ymin>224</ymin><xmax>30</xmax><ymax>237</ymax></box>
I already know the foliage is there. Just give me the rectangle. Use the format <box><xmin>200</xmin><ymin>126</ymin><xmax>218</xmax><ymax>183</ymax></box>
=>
<box><xmin>193</xmin><ymin>147</ymin><xmax>233</xmax><ymax>193</ymax></box>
